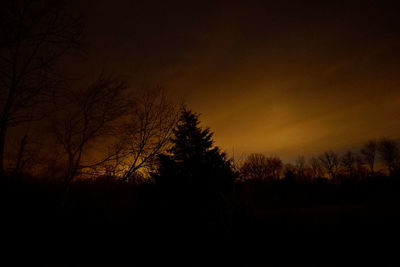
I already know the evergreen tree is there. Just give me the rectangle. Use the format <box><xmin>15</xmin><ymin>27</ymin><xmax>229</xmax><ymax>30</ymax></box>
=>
<box><xmin>154</xmin><ymin>107</ymin><xmax>235</xmax><ymax>233</ymax></box>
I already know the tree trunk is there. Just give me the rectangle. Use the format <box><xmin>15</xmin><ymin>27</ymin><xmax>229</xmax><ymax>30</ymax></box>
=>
<box><xmin>13</xmin><ymin>132</ymin><xmax>28</xmax><ymax>178</ymax></box>
<box><xmin>0</xmin><ymin>122</ymin><xmax>7</xmax><ymax>179</ymax></box>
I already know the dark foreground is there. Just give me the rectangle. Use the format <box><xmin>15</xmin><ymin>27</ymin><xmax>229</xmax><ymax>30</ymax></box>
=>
<box><xmin>2</xmin><ymin>176</ymin><xmax>400</xmax><ymax>265</ymax></box>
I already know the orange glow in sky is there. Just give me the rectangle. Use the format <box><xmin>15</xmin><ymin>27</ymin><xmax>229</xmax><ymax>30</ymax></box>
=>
<box><xmin>65</xmin><ymin>0</ymin><xmax>400</xmax><ymax>161</ymax></box>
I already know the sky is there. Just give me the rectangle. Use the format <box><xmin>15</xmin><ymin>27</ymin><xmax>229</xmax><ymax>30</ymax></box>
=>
<box><xmin>68</xmin><ymin>0</ymin><xmax>400</xmax><ymax>161</ymax></box>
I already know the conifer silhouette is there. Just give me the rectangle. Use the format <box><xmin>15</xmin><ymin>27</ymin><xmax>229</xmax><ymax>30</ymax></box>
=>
<box><xmin>154</xmin><ymin>107</ymin><xmax>234</xmax><ymax>232</ymax></box>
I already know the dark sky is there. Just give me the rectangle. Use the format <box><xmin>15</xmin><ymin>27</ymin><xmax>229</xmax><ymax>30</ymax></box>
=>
<box><xmin>68</xmin><ymin>0</ymin><xmax>400</xmax><ymax>161</ymax></box>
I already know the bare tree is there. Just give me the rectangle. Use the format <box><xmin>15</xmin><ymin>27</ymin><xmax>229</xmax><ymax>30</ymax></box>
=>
<box><xmin>0</xmin><ymin>0</ymin><xmax>82</xmax><ymax>177</ymax></box>
<box><xmin>378</xmin><ymin>138</ymin><xmax>399</xmax><ymax>177</ymax></box>
<box><xmin>295</xmin><ymin>155</ymin><xmax>307</xmax><ymax>179</ymax></box>
<box><xmin>111</xmin><ymin>89</ymin><xmax>178</xmax><ymax>182</ymax></box>
<box><xmin>267</xmin><ymin>156</ymin><xmax>283</xmax><ymax>181</ymax></box>
<box><xmin>52</xmin><ymin>74</ymin><xmax>129</xmax><ymax>192</ymax></box>
<box><xmin>240</xmin><ymin>153</ymin><xmax>270</xmax><ymax>180</ymax></box>
<box><xmin>309</xmin><ymin>157</ymin><xmax>324</xmax><ymax>179</ymax></box>
<box><xmin>240</xmin><ymin>153</ymin><xmax>282</xmax><ymax>181</ymax></box>
<box><xmin>319</xmin><ymin>151</ymin><xmax>340</xmax><ymax>183</ymax></box>
<box><xmin>341</xmin><ymin>150</ymin><xmax>356</xmax><ymax>177</ymax></box>
<box><xmin>360</xmin><ymin>140</ymin><xmax>377</xmax><ymax>175</ymax></box>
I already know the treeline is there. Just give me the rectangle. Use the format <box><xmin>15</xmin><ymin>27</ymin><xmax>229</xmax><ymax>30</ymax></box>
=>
<box><xmin>237</xmin><ymin>138</ymin><xmax>400</xmax><ymax>184</ymax></box>
<box><xmin>4</xmin><ymin>106</ymin><xmax>400</xmax><ymax>223</ymax></box>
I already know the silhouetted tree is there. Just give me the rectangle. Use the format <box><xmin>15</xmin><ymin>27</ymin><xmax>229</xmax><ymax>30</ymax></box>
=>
<box><xmin>267</xmin><ymin>156</ymin><xmax>283</xmax><ymax>181</ymax></box>
<box><xmin>319</xmin><ymin>151</ymin><xmax>340</xmax><ymax>183</ymax></box>
<box><xmin>341</xmin><ymin>150</ymin><xmax>356</xmax><ymax>178</ymax></box>
<box><xmin>240</xmin><ymin>153</ymin><xmax>270</xmax><ymax>180</ymax></box>
<box><xmin>154</xmin><ymin>107</ymin><xmax>235</xmax><ymax>230</ymax></box>
<box><xmin>295</xmin><ymin>155</ymin><xmax>308</xmax><ymax>181</ymax></box>
<box><xmin>240</xmin><ymin>154</ymin><xmax>282</xmax><ymax>181</ymax></box>
<box><xmin>378</xmin><ymin>138</ymin><xmax>399</xmax><ymax>177</ymax></box>
<box><xmin>51</xmin><ymin>74</ymin><xmax>129</xmax><ymax>210</ymax></box>
<box><xmin>361</xmin><ymin>140</ymin><xmax>377</xmax><ymax>175</ymax></box>
<box><xmin>282</xmin><ymin>167</ymin><xmax>296</xmax><ymax>184</ymax></box>
<box><xmin>309</xmin><ymin>157</ymin><xmax>324</xmax><ymax>179</ymax></box>
<box><xmin>0</xmin><ymin>0</ymin><xmax>82</xmax><ymax>177</ymax></box>
<box><xmin>111</xmin><ymin>89</ymin><xmax>178</xmax><ymax>181</ymax></box>
<box><xmin>283</xmin><ymin>162</ymin><xmax>295</xmax><ymax>173</ymax></box>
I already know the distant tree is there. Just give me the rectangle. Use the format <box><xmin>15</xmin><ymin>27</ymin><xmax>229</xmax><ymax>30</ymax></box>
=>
<box><xmin>341</xmin><ymin>150</ymin><xmax>356</xmax><ymax>177</ymax></box>
<box><xmin>282</xmin><ymin>163</ymin><xmax>296</xmax><ymax>184</ymax></box>
<box><xmin>0</xmin><ymin>0</ymin><xmax>82</xmax><ymax>177</ymax></box>
<box><xmin>283</xmin><ymin>162</ymin><xmax>295</xmax><ymax>175</ymax></box>
<box><xmin>354</xmin><ymin>154</ymin><xmax>367</xmax><ymax>180</ymax></box>
<box><xmin>266</xmin><ymin>156</ymin><xmax>283</xmax><ymax>181</ymax></box>
<box><xmin>360</xmin><ymin>140</ymin><xmax>378</xmax><ymax>175</ymax></box>
<box><xmin>240</xmin><ymin>153</ymin><xmax>269</xmax><ymax>180</ymax></box>
<box><xmin>240</xmin><ymin>153</ymin><xmax>282</xmax><ymax>181</ymax></box>
<box><xmin>309</xmin><ymin>157</ymin><xmax>324</xmax><ymax>179</ymax></box>
<box><xmin>378</xmin><ymin>138</ymin><xmax>399</xmax><ymax>177</ymax></box>
<box><xmin>154</xmin><ymin>108</ymin><xmax>235</xmax><ymax>229</ymax></box>
<box><xmin>319</xmin><ymin>151</ymin><xmax>340</xmax><ymax>183</ymax></box>
<box><xmin>295</xmin><ymin>155</ymin><xmax>307</xmax><ymax>180</ymax></box>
